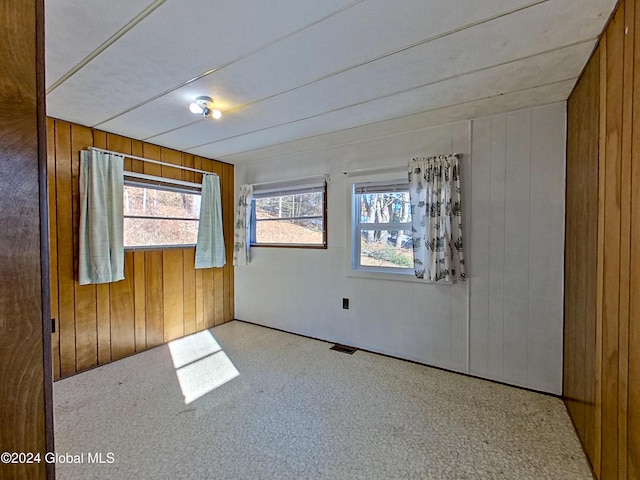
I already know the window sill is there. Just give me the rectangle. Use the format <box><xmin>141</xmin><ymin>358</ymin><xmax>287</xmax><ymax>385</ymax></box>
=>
<box><xmin>347</xmin><ymin>268</ymin><xmax>453</xmax><ymax>285</ymax></box>
<box><xmin>250</xmin><ymin>244</ymin><xmax>327</xmax><ymax>249</ymax></box>
<box><xmin>125</xmin><ymin>244</ymin><xmax>196</xmax><ymax>252</ymax></box>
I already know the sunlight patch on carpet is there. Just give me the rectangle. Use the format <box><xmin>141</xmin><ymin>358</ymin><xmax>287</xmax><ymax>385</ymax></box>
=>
<box><xmin>168</xmin><ymin>330</ymin><xmax>239</xmax><ymax>404</ymax></box>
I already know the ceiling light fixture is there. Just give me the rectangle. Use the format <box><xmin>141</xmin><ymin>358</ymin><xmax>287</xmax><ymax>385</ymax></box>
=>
<box><xmin>189</xmin><ymin>96</ymin><xmax>221</xmax><ymax>120</ymax></box>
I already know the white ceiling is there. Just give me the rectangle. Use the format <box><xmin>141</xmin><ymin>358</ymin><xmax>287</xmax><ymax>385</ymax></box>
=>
<box><xmin>45</xmin><ymin>0</ymin><xmax>616</xmax><ymax>165</ymax></box>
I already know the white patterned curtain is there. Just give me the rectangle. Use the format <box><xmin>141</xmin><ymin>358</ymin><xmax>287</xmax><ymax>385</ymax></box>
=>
<box><xmin>408</xmin><ymin>154</ymin><xmax>465</xmax><ymax>282</ymax></box>
<box><xmin>233</xmin><ymin>184</ymin><xmax>253</xmax><ymax>266</ymax></box>
<box><xmin>78</xmin><ymin>149</ymin><xmax>125</xmax><ymax>285</ymax></box>
<box><xmin>195</xmin><ymin>174</ymin><xmax>226</xmax><ymax>269</ymax></box>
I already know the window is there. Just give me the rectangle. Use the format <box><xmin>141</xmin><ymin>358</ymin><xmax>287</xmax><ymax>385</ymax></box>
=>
<box><xmin>352</xmin><ymin>180</ymin><xmax>413</xmax><ymax>273</ymax></box>
<box><xmin>251</xmin><ymin>182</ymin><xmax>326</xmax><ymax>248</ymax></box>
<box><xmin>123</xmin><ymin>183</ymin><xmax>201</xmax><ymax>248</ymax></box>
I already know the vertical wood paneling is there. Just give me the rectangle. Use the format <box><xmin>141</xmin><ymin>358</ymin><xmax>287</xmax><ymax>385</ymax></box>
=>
<box><xmin>142</xmin><ymin>143</ymin><xmax>162</xmax><ymax>177</ymax></box>
<box><xmin>565</xmin><ymin>0</ymin><xmax>639</xmax><ymax>478</ymax></box>
<box><xmin>160</xmin><ymin>148</ymin><xmax>185</xmax><ymax>341</ymax></box>
<box><xmin>212</xmin><ymin>160</ymin><xmax>225</xmax><ymax>326</ymax></box>
<box><xmin>228</xmin><ymin>165</ymin><xmax>236</xmax><ymax>320</ymax></box>
<box><xmin>182</xmin><ymin>154</ymin><xmax>197</xmax><ymax>335</ymax></box>
<box><xmin>142</xmin><ymin>143</ymin><xmax>164</xmax><ymax>349</ymax></box>
<box><xmin>629</xmin><ymin>3</ymin><xmax>640</xmax><ymax>477</ymax></box>
<box><xmin>107</xmin><ymin>134</ymin><xmax>136</xmax><ymax>361</ymax></box>
<box><xmin>145</xmin><ymin>250</ymin><xmax>164</xmax><ymax>348</ymax></box>
<box><xmin>194</xmin><ymin>155</ymin><xmax>206</xmax><ymax>331</ymax></box>
<box><xmin>224</xmin><ymin>162</ymin><xmax>234</xmax><ymax>322</ymax></box>
<box><xmin>580</xmin><ymin>58</ymin><xmax>598</xmax><ymax>459</ymax></box>
<box><xmin>565</xmin><ymin>47</ymin><xmax>601</xmax><ymax>465</ymax></box>
<box><xmin>47</xmin><ymin>117</ymin><xmax>60</xmax><ymax>380</ymax></box>
<box><xmin>618</xmin><ymin>3</ymin><xmax>635</xmax><ymax>477</ymax></box>
<box><xmin>200</xmin><ymin>158</ymin><xmax>217</xmax><ymax>329</ymax></box>
<box><xmin>160</xmin><ymin>147</ymin><xmax>183</xmax><ymax>181</ymax></box>
<box><xmin>131</xmin><ymin>140</ymin><xmax>145</xmax><ymax>174</ymax></box>
<box><xmin>163</xmin><ymin>249</ymin><xmax>184</xmax><ymax>341</ymax></box>
<box><xmin>93</xmin><ymin>129</ymin><xmax>112</xmax><ymax>365</ymax></box>
<box><xmin>602</xmin><ymin>7</ymin><xmax>625</xmax><ymax>478</ymax></box>
<box><xmin>595</xmin><ymin>40</ymin><xmax>608</xmax><ymax>476</ymax></box>
<box><xmin>565</xmin><ymin>73</ymin><xmax>581</xmax><ymax>438</ymax></box>
<box><xmin>0</xmin><ymin>1</ymin><xmax>50</xmax><ymax>476</ymax></box>
<box><xmin>195</xmin><ymin>266</ymin><xmax>205</xmax><ymax>331</ymax></box>
<box><xmin>584</xmin><ymin>46</ymin><xmax>600</xmax><ymax>466</ymax></box>
<box><xmin>133</xmin><ymin>251</ymin><xmax>146</xmax><ymax>352</ymax></box>
<box><xmin>54</xmin><ymin>121</ymin><xmax>76</xmax><ymax>377</ymax></box>
<box><xmin>71</xmin><ymin>124</ymin><xmax>98</xmax><ymax>371</ymax></box>
<box><xmin>203</xmin><ymin>264</ymin><xmax>215</xmax><ymax>329</ymax></box>
<box><xmin>131</xmin><ymin>139</ymin><xmax>147</xmax><ymax>353</ymax></box>
<box><xmin>46</xmin><ymin>119</ymin><xmax>234</xmax><ymax>378</ymax></box>
<box><xmin>183</xmin><ymin>248</ymin><xmax>196</xmax><ymax>335</ymax></box>
<box><xmin>110</xmin><ymin>251</ymin><xmax>136</xmax><ymax>361</ymax></box>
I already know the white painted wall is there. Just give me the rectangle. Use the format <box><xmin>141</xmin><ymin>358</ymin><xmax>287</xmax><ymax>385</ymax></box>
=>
<box><xmin>468</xmin><ymin>104</ymin><xmax>566</xmax><ymax>393</ymax></box>
<box><xmin>234</xmin><ymin>102</ymin><xmax>566</xmax><ymax>394</ymax></box>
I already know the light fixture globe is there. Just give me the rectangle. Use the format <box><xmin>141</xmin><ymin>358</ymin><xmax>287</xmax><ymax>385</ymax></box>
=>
<box><xmin>189</xmin><ymin>102</ymin><xmax>204</xmax><ymax>114</ymax></box>
<box><xmin>189</xmin><ymin>96</ymin><xmax>221</xmax><ymax>119</ymax></box>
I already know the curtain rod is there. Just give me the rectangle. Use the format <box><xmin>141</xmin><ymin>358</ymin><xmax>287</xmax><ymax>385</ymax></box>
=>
<box><xmin>251</xmin><ymin>173</ymin><xmax>329</xmax><ymax>188</ymax></box>
<box><xmin>343</xmin><ymin>153</ymin><xmax>460</xmax><ymax>177</ymax></box>
<box><xmin>342</xmin><ymin>164</ymin><xmax>406</xmax><ymax>177</ymax></box>
<box><xmin>89</xmin><ymin>147</ymin><xmax>218</xmax><ymax>176</ymax></box>
<box><xmin>124</xmin><ymin>171</ymin><xmax>202</xmax><ymax>190</ymax></box>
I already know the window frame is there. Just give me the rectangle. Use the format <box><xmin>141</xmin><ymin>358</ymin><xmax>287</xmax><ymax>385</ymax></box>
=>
<box><xmin>351</xmin><ymin>178</ymin><xmax>414</xmax><ymax>275</ymax></box>
<box><xmin>123</xmin><ymin>178</ymin><xmax>202</xmax><ymax>251</ymax></box>
<box><xmin>250</xmin><ymin>181</ymin><xmax>327</xmax><ymax>249</ymax></box>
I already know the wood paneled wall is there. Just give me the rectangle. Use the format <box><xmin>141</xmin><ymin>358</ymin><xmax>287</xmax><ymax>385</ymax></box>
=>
<box><xmin>565</xmin><ymin>37</ymin><xmax>601</xmax><ymax>471</ymax></box>
<box><xmin>47</xmin><ymin>118</ymin><xmax>235</xmax><ymax>380</ymax></box>
<box><xmin>564</xmin><ymin>0</ymin><xmax>640</xmax><ymax>478</ymax></box>
<box><xmin>0</xmin><ymin>0</ymin><xmax>53</xmax><ymax>479</ymax></box>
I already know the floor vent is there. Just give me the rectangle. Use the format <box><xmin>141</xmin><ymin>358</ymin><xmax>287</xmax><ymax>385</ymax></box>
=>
<box><xmin>330</xmin><ymin>344</ymin><xmax>357</xmax><ymax>355</ymax></box>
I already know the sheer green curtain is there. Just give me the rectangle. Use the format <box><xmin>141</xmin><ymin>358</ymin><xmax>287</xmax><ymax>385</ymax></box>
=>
<box><xmin>78</xmin><ymin>149</ymin><xmax>125</xmax><ymax>285</ymax></box>
<box><xmin>408</xmin><ymin>154</ymin><xmax>465</xmax><ymax>282</ymax></box>
<box><xmin>195</xmin><ymin>174</ymin><xmax>226</xmax><ymax>269</ymax></box>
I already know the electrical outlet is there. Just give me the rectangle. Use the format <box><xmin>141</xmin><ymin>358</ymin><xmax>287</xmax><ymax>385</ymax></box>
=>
<box><xmin>342</xmin><ymin>298</ymin><xmax>349</xmax><ymax>309</ymax></box>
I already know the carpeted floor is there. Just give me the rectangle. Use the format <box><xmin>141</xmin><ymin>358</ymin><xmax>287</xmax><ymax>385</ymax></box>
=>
<box><xmin>53</xmin><ymin>320</ymin><xmax>593</xmax><ymax>479</ymax></box>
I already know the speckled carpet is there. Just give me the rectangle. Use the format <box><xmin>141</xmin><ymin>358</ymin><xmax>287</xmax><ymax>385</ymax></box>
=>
<box><xmin>53</xmin><ymin>320</ymin><xmax>593</xmax><ymax>479</ymax></box>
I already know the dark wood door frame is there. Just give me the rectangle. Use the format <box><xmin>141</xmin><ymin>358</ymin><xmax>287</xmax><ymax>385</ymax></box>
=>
<box><xmin>0</xmin><ymin>0</ymin><xmax>54</xmax><ymax>478</ymax></box>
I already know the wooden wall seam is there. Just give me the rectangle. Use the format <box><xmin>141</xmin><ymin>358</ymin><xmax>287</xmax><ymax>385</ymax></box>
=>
<box><xmin>601</xmin><ymin>5</ymin><xmax>624</xmax><ymax>477</ymax></box>
<box><xmin>629</xmin><ymin>0</ymin><xmax>640</xmax><ymax>475</ymax></box>
<box><xmin>618</xmin><ymin>2</ymin><xmax>635</xmax><ymax>478</ymax></box>
<box><xmin>47</xmin><ymin>118</ymin><xmax>234</xmax><ymax>380</ymax></box>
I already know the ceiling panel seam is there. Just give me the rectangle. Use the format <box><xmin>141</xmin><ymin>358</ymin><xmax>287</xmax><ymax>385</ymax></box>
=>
<box><xmin>91</xmin><ymin>0</ymin><xmax>366</xmax><ymax>128</ymax></box>
<box><xmin>216</xmin><ymin>0</ymin><xmax>551</xmax><ymax>116</ymax></box>
<box><xmin>47</xmin><ymin>0</ymin><xmax>167</xmax><ymax>94</ymax></box>
<box><xmin>192</xmin><ymin>77</ymin><xmax>576</xmax><ymax>159</ymax></box>
<box><xmin>165</xmin><ymin>39</ymin><xmax>593</xmax><ymax>150</ymax></box>
<box><xmin>215</xmin><ymin>92</ymin><xmax>573</xmax><ymax>162</ymax></box>
<box><xmin>95</xmin><ymin>0</ymin><xmax>549</xmax><ymax>129</ymax></box>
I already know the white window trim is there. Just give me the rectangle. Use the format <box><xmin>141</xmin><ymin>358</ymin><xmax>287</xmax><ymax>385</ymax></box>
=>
<box><xmin>347</xmin><ymin>175</ymin><xmax>452</xmax><ymax>285</ymax></box>
<box><xmin>123</xmin><ymin>179</ymin><xmax>201</xmax><ymax>250</ymax></box>
<box><xmin>250</xmin><ymin>180</ymin><xmax>327</xmax><ymax>248</ymax></box>
<box><xmin>351</xmin><ymin>177</ymin><xmax>413</xmax><ymax>275</ymax></box>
